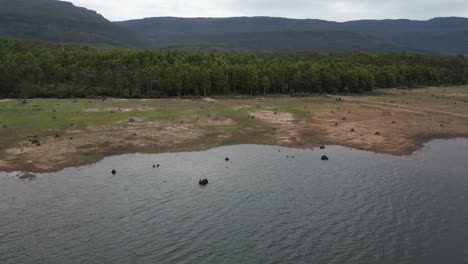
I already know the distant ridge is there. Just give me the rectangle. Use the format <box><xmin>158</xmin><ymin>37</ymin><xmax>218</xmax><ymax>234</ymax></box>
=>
<box><xmin>1</xmin><ymin>0</ymin><xmax>467</xmax><ymax>54</ymax></box>
<box><xmin>0</xmin><ymin>0</ymin><xmax>144</xmax><ymax>47</ymax></box>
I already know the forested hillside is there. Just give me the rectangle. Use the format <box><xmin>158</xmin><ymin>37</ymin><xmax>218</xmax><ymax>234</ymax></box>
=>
<box><xmin>152</xmin><ymin>30</ymin><xmax>399</xmax><ymax>53</ymax></box>
<box><xmin>1</xmin><ymin>0</ymin><xmax>468</xmax><ymax>53</ymax></box>
<box><xmin>119</xmin><ymin>16</ymin><xmax>468</xmax><ymax>54</ymax></box>
<box><xmin>1</xmin><ymin>39</ymin><xmax>467</xmax><ymax>98</ymax></box>
<box><xmin>0</xmin><ymin>0</ymin><xmax>144</xmax><ymax>47</ymax></box>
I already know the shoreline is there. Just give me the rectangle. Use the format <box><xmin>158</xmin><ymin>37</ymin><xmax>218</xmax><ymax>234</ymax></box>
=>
<box><xmin>1</xmin><ymin>135</ymin><xmax>467</xmax><ymax>174</ymax></box>
<box><xmin>1</xmin><ymin>87</ymin><xmax>467</xmax><ymax>173</ymax></box>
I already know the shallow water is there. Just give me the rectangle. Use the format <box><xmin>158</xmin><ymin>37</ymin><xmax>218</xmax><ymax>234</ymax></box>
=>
<box><xmin>1</xmin><ymin>139</ymin><xmax>468</xmax><ymax>264</ymax></box>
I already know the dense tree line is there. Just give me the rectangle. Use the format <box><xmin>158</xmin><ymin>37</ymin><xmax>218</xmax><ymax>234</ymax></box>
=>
<box><xmin>0</xmin><ymin>39</ymin><xmax>467</xmax><ymax>98</ymax></box>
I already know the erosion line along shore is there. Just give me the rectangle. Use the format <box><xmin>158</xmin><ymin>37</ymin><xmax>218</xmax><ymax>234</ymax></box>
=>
<box><xmin>0</xmin><ymin>87</ymin><xmax>467</xmax><ymax>173</ymax></box>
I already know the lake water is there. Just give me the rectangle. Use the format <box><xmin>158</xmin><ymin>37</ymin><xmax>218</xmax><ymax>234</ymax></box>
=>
<box><xmin>1</xmin><ymin>139</ymin><xmax>468</xmax><ymax>264</ymax></box>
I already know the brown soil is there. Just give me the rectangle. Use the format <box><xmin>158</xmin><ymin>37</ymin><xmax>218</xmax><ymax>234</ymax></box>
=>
<box><xmin>252</xmin><ymin>110</ymin><xmax>301</xmax><ymax>144</ymax></box>
<box><xmin>1</xmin><ymin>93</ymin><xmax>467</xmax><ymax>173</ymax></box>
<box><xmin>0</xmin><ymin>121</ymin><xmax>209</xmax><ymax>172</ymax></box>
<box><xmin>312</xmin><ymin>100</ymin><xmax>468</xmax><ymax>154</ymax></box>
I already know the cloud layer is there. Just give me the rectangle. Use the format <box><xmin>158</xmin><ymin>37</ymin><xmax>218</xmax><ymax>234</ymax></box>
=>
<box><xmin>70</xmin><ymin>0</ymin><xmax>468</xmax><ymax>21</ymax></box>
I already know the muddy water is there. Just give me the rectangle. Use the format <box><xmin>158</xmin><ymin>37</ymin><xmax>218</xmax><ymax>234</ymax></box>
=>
<box><xmin>1</xmin><ymin>139</ymin><xmax>468</xmax><ymax>264</ymax></box>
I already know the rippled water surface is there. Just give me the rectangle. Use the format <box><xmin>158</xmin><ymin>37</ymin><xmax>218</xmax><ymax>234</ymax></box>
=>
<box><xmin>1</xmin><ymin>139</ymin><xmax>468</xmax><ymax>264</ymax></box>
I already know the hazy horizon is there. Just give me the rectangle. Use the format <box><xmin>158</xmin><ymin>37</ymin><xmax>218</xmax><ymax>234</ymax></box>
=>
<box><xmin>68</xmin><ymin>0</ymin><xmax>468</xmax><ymax>22</ymax></box>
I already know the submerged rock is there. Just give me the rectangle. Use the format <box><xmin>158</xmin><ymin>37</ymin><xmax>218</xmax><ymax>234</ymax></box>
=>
<box><xmin>18</xmin><ymin>173</ymin><xmax>37</xmax><ymax>181</ymax></box>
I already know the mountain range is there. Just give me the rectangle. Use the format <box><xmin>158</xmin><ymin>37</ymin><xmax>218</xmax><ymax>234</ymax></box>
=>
<box><xmin>1</xmin><ymin>0</ymin><xmax>468</xmax><ymax>54</ymax></box>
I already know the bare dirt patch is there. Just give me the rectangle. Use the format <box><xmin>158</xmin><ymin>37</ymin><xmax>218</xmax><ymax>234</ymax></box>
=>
<box><xmin>84</xmin><ymin>107</ymin><xmax>157</xmax><ymax>113</ymax></box>
<box><xmin>202</xmin><ymin>98</ymin><xmax>217</xmax><ymax>103</ymax></box>
<box><xmin>1</xmin><ymin>122</ymin><xmax>207</xmax><ymax>172</ymax></box>
<box><xmin>199</xmin><ymin>117</ymin><xmax>237</xmax><ymax>126</ymax></box>
<box><xmin>313</xmin><ymin>102</ymin><xmax>468</xmax><ymax>154</ymax></box>
<box><xmin>251</xmin><ymin>110</ymin><xmax>301</xmax><ymax>144</ymax></box>
<box><xmin>253</xmin><ymin>110</ymin><xmax>294</xmax><ymax>124</ymax></box>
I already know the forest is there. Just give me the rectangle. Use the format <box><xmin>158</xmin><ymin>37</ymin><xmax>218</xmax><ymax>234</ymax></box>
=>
<box><xmin>0</xmin><ymin>38</ymin><xmax>467</xmax><ymax>98</ymax></box>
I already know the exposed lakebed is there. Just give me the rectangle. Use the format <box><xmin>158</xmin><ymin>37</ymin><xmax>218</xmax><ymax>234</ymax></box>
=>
<box><xmin>1</xmin><ymin>139</ymin><xmax>468</xmax><ymax>264</ymax></box>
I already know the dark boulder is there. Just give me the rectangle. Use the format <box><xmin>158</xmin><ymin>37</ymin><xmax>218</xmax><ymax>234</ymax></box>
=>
<box><xmin>320</xmin><ymin>146</ymin><xmax>325</xmax><ymax>149</ymax></box>
<box><xmin>199</xmin><ymin>178</ymin><xmax>208</xmax><ymax>186</ymax></box>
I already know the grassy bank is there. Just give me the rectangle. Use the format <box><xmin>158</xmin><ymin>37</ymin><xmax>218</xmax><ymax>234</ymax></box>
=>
<box><xmin>1</xmin><ymin>87</ymin><xmax>467</xmax><ymax>172</ymax></box>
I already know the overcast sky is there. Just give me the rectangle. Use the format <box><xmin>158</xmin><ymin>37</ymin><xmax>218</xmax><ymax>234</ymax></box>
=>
<box><xmin>70</xmin><ymin>0</ymin><xmax>468</xmax><ymax>22</ymax></box>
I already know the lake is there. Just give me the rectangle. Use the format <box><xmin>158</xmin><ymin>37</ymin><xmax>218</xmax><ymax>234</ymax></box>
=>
<box><xmin>1</xmin><ymin>139</ymin><xmax>468</xmax><ymax>264</ymax></box>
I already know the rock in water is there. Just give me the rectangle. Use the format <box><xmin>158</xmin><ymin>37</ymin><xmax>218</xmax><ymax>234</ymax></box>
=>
<box><xmin>199</xmin><ymin>179</ymin><xmax>209</xmax><ymax>186</ymax></box>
